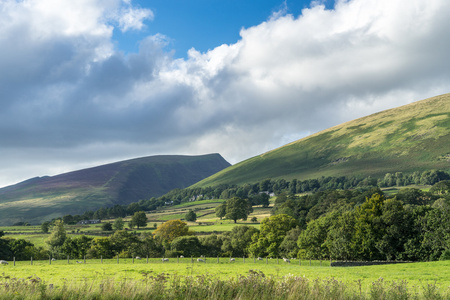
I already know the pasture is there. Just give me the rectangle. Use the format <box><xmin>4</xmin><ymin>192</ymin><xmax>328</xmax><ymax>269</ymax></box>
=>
<box><xmin>1</xmin><ymin>258</ymin><xmax>449</xmax><ymax>288</ymax></box>
<box><xmin>0</xmin><ymin>259</ymin><xmax>449</xmax><ymax>299</ymax></box>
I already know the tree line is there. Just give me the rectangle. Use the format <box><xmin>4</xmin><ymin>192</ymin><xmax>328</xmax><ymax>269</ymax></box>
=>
<box><xmin>49</xmin><ymin>169</ymin><xmax>450</xmax><ymax>225</ymax></box>
<box><xmin>1</xmin><ymin>180</ymin><xmax>449</xmax><ymax>262</ymax></box>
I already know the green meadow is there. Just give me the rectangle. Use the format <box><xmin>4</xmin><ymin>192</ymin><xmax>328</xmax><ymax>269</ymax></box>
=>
<box><xmin>0</xmin><ymin>259</ymin><xmax>449</xmax><ymax>299</ymax></box>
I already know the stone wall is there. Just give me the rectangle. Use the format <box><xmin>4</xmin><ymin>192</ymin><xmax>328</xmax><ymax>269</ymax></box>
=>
<box><xmin>331</xmin><ymin>261</ymin><xmax>414</xmax><ymax>267</ymax></box>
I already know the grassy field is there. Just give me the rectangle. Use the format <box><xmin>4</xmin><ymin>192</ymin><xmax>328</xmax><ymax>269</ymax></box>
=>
<box><xmin>0</xmin><ymin>259</ymin><xmax>449</xmax><ymax>298</ymax></box>
<box><xmin>1</xmin><ymin>200</ymin><xmax>271</xmax><ymax>248</ymax></box>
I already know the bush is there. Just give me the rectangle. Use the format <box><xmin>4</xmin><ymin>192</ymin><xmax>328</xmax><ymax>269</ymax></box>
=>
<box><xmin>440</xmin><ymin>249</ymin><xmax>450</xmax><ymax>261</ymax></box>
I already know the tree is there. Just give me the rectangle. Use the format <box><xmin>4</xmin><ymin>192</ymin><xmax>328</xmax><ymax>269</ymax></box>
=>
<box><xmin>185</xmin><ymin>210</ymin><xmax>197</xmax><ymax>222</ymax></box>
<box><xmin>41</xmin><ymin>221</ymin><xmax>51</xmax><ymax>233</ymax></box>
<box><xmin>170</xmin><ymin>236</ymin><xmax>202</xmax><ymax>257</ymax></box>
<box><xmin>215</xmin><ymin>203</ymin><xmax>227</xmax><ymax>220</ymax></box>
<box><xmin>101</xmin><ymin>222</ymin><xmax>113</xmax><ymax>231</ymax></box>
<box><xmin>221</xmin><ymin>225</ymin><xmax>259</xmax><ymax>257</ymax></box>
<box><xmin>353</xmin><ymin>193</ymin><xmax>387</xmax><ymax>260</ymax></box>
<box><xmin>46</xmin><ymin>220</ymin><xmax>67</xmax><ymax>253</ymax></box>
<box><xmin>130</xmin><ymin>211</ymin><xmax>148</xmax><ymax>229</ymax></box>
<box><xmin>279</xmin><ymin>226</ymin><xmax>302</xmax><ymax>259</ymax></box>
<box><xmin>298</xmin><ymin>215</ymin><xmax>331</xmax><ymax>259</ymax></box>
<box><xmin>109</xmin><ymin>230</ymin><xmax>140</xmax><ymax>257</ymax></box>
<box><xmin>127</xmin><ymin>203</ymin><xmax>142</xmax><ymax>215</ymax></box>
<box><xmin>8</xmin><ymin>239</ymin><xmax>35</xmax><ymax>261</ymax></box>
<box><xmin>153</xmin><ymin>220</ymin><xmax>193</xmax><ymax>245</ymax></box>
<box><xmin>134</xmin><ymin>233</ymin><xmax>163</xmax><ymax>258</ymax></box>
<box><xmin>113</xmin><ymin>218</ymin><xmax>125</xmax><ymax>231</ymax></box>
<box><xmin>200</xmin><ymin>234</ymin><xmax>223</xmax><ymax>257</ymax></box>
<box><xmin>0</xmin><ymin>231</ymin><xmax>12</xmax><ymax>260</ymax></box>
<box><xmin>249</xmin><ymin>214</ymin><xmax>297</xmax><ymax>258</ymax></box>
<box><xmin>225</xmin><ymin>197</ymin><xmax>253</xmax><ymax>223</ymax></box>
<box><xmin>88</xmin><ymin>237</ymin><xmax>114</xmax><ymax>259</ymax></box>
<box><xmin>430</xmin><ymin>180</ymin><xmax>450</xmax><ymax>195</ymax></box>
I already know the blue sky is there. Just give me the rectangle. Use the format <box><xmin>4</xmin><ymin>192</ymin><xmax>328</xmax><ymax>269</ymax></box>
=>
<box><xmin>0</xmin><ymin>0</ymin><xmax>449</xmax><ymax>187</ymax></box>
<box><xmin>113</xmin><ymin>0</ymin><xmax>330</xmax><ymax>56</ymax></box>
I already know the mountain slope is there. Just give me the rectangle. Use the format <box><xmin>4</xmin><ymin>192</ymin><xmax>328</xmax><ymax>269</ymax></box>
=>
<box><xmin>0</xmin><ymin>154</ymin><xmax>230</xmax><ymax>225</ymax></box>
<box><xmin>195</xmin><ymin>93</ymin><xmax>450</xmax><ymax>187</ymax></box>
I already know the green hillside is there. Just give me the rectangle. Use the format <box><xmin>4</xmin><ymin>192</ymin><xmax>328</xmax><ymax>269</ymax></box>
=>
<box><xmin>0</xmin><ymin>154</ymin><xmax>230</xmax><ymax>225</ymax></box>
<box><xmin>195</xmin><ymin>94</ymin><xmax>450</xmax><ymax>187</ymax></box>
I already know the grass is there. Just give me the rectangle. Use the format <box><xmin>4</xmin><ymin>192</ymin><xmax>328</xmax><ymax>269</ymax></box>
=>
<box><xmin>194</xmin><ymin>93</ymin><xmax>450</xmax><ymax>187</ymax></box>
<box><xmin>0</xmin><ymin>259</ymin><xmax>449</xmax><ymax>299</ymax></box>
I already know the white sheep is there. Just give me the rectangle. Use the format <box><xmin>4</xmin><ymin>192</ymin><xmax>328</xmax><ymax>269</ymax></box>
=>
<box><xmin>162</xmin><ymin>258</ymin><xmax>169</xmax><ymax>262</ymax></box>
<box><xmin>230</xmin><ymin>258</ymin><xmax>235</xmax><ymax>262</ymax></box>
<box><xmin>135</xmin><ymin>256</ymin><xmax>141</xmax><ymax>260</ymax></box>
<box><xmin>76</xmin><ymin>261</ymin><xmax>83</xmax><ymax>264</ymax></box>
<box><xmin>197</xmin><ymin>258</ymin><xmax>204</xmax><ymax>262</ymax></box>
<box><xmin>179</xmin><ymin>255</ymin><xmax>184</xmax><ymax>258</ymax></box>
<box><xmin>257</xmin><ymin>257</ymin><xmax>263</xmax><ymax>261</ymax></box>
<box><xmin>283</xmin><ymin>258</ymin><xmax>290</xmax><ymax>263</ymax></box>
<box><xmin>0</xmin><ymin>260</ymin><xmax>8</xmax><ymax>265</ymax></box>
<box><xmin>51</xmin><ymin>258</ymin><xmax>56</xmax><ymax>261</ymax></box>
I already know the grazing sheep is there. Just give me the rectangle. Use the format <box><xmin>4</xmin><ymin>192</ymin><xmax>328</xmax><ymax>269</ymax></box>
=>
<box><xmin>179</xmin><ymin>255</ymin><xmax>184</xmax><ymax>258</ymax></box>
<box><xmin>283</xmin><ymin>258</ymin><xmax>290</xmax><ymax>263</ymax></box>
<box><xmin>197</xmin><ymin>258</ymin><xmax>204</xmax><ymax>262</ymax></box>
<box><xmin>257</xmin><ymin>257</ymin><xmax>263</xmax><ymax>261</ymax></box>
<box><xmin>162</xmin><ymin>258</ymin><xmax>169</xmax><ymax>262</ymax></box>
<box><xmin>230</xmin><ymin>258</ymin><xmax>235</xmax><ymax>262</ymax></box>
<box><xmin>51</xmin><ymin>258</ymin><xmax>56</xmax><ymax>261</ymax></box>
<box><xmin>0</xmin><ymin>260</ymin><xmax>8</xmax><ymax>265</ymax></box>
<box><xmin>136</xmin><ymin>256</ymin><xmax>141</xmax><ymax>260</ymax></box>
<box><xmin>76</xmin><ymin>261</ymin><xmax>83</xmax><ymax>264</ymax></box>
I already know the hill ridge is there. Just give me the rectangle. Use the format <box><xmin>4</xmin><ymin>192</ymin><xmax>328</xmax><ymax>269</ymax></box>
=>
<box><xmin>0</xmin><ymin>153</ymin><xmax>230</xmax><ymax>225</ymax></box>
<box><xmin>195</xmin><ymin>93</ymin><xmax>450</xmax><ymax>187</ymax></box>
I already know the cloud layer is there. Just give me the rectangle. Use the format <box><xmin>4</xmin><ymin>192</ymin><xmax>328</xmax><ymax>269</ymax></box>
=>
<box><xmin>1</xmin><ymin>0</ymin><xmax>450</xmax><ymax>187</ymax></box>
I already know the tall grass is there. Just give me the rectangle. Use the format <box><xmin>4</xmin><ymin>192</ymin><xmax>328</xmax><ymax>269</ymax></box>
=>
<box><xmin>1</xmin><ymin>271</ymin><xmax>449</xmax><ymax>299</ymax></box>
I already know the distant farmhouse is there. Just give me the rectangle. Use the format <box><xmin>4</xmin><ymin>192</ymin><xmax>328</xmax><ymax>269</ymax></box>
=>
<box><xmin>77</xmin><ymin>219</ymin><xmax>101</xmax><ymax>225</ymax></box>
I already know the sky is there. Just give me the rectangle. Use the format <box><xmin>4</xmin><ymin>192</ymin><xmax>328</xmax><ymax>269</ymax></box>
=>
<box><xmin>1</xmin><ymin>0</ymin><xmax>450</xmax><ymax>188</ymax></box>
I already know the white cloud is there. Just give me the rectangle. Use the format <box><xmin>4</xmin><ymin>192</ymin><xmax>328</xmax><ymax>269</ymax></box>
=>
<box><xmin>117</xmin><ymin>5</ymin><xmax>153</xmax><ymax>32</ymax></box>
<box><xmin>1</xmin><ymin>0</ymin><xmax>450</xmax><ymax>187</ymax></box>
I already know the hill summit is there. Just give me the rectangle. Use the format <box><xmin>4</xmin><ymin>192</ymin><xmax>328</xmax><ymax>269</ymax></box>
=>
<box><xmin>195</xmin><ymin>93</ymin><xmax>450</xmax><ymax>187</ymax></box>
<box><xmin>0</xmin><ymin>154</ymin><xmax>230</xmax><ymax>225</ymax></box>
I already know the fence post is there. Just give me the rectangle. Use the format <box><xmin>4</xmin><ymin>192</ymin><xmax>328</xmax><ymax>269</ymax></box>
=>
<box><xmin>49</xmin><ymin>256</ymin><xmax>51</xmax><ymax>265</ymax></box>
<box><xmin>101</xmin><ymin>255</ymin><xmax>103</xmax><ymax>264</ymax></box>
<box><xmin>299</xmin><ymin>258</ymin><xmax>301</xmax><ymax>266</ymax></box>
<box><xmin>67</xmin><ymin>255</ymin><xmax>69</xmax><ymax>264</ymax></box>
<box><xmin>146</xmin><ymin>256</ymin><xmax>148</xmax><ymax>264</ymax></box>
<box><xmin>13</xmin><ymin>257</ymin><xmax>15</xmax><ymax>266</ymax></box>
<box><xmin>133</xmin><ymin>257</ymin><xmax>134</xmax><ymax>264</ymax></box>
<box><xmin>217</xmin><ymin>256</ymin><xmax>219</xmax><ymax>264</ymax></box>
<box><xmin>117</xmin><ymin>255</ymin><xmax>119</xmax><ymax>264</ymax></box>
<box><xmin>31</xmin><ymin>257</ymin><xmax>33</xmax><ymax>265</ymax></box>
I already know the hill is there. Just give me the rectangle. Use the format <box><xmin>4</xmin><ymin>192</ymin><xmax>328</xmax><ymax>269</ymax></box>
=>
<box><xmin>0</xmin><ymin>154</ymin><xmax>230</xmax><ymax>225</ymax></box>
<box><xmin>195</xmin><ymin>93</ymin><xmax>450</xmax><ymax>187</ymax></box>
